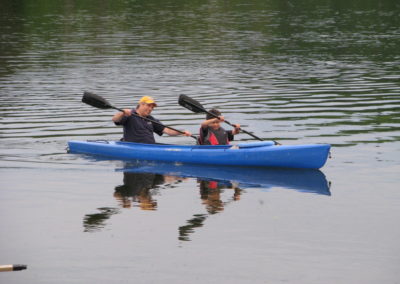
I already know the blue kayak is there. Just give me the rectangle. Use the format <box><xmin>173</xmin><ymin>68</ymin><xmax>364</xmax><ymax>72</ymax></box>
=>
<box><xmin>67</xmin><ymin>140</ymin><xmax>331</xmax><ymax>169</ymax></box>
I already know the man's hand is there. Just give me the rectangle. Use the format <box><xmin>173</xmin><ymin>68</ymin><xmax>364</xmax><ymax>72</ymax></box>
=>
<box><xmin>122</xmin><ymin>109</ymin><xmax>132</xmax><ymax>116</ymax></box>
<box><xmin>112</xmin><ymin>109</ymin><xmax>131</xmax><ymax>123</ymax></box>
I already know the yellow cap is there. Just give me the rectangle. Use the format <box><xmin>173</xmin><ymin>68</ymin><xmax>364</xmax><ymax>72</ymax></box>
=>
<box><xmin>138</xmin><ymin>96</ymin><xmax>157</xmax><ymax>106</ymax></box>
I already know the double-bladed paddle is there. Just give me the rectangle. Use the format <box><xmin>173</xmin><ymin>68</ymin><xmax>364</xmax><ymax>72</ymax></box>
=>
<box><xmin>82</xmin><ymin>92</ymin><xmax>197</xmax><ymax>140</ymax></box>
<box><xmin>179</xmin><ymin>94</ymin><xmax>280</xmax><ymax>145</ymax></box>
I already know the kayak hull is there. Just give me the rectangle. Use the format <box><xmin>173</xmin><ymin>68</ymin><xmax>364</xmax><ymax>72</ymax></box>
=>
<box><xmin>67</xmin><ymin>140</ymin><xmax>331</xmax><ymax>169</ymax></box>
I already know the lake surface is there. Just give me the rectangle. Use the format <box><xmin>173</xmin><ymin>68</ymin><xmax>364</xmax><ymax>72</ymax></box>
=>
<box><xmin>1</xmin><ymin>1</ymin><xmax>399</xmax><ymax>283</ymax></box>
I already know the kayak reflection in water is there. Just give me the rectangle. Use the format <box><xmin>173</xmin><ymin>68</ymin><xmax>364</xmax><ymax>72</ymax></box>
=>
<box><xmin>83</xmin><ymin>172</ymin><xmax>183</xmax><ymax>232</ymax></box>
<box><xmin>179</xmin><ymin>179</ymin><xmax>242</xmax><ymax>241</ymax></box>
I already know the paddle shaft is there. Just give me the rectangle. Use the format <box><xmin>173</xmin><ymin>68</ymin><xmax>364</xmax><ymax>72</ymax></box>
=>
<box><xmin>112</xmin><ymin>106</ymin><xmax>197</xmax><ymax>140</ymax></box>
<box><xmin>82</xmin><ymin>92</ymin><xmax>197</xmax><ymax>140</ymax></box>
<box><xmin>178</xmin><ymin>94</ymin><xmax>280</xmax><ymax>143</ymax></box>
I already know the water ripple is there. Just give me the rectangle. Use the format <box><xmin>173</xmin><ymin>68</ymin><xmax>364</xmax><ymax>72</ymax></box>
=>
<box><xmin>1</xmin><ymin>3</ymin><xmax>399</xmax><ymax>167</ymax></box>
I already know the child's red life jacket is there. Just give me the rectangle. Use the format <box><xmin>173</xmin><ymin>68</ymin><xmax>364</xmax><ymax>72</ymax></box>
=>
<box><xmin>198</xmin><ymin>127</ymin><xmax>230</xmax><ymax>145</ymax></box>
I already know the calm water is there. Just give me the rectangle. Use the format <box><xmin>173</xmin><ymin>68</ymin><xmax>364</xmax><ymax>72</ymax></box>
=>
<box><xmin>1</xmin><ymin>0</ymin><xmax>400</xmax><ymax>283</ymax></box>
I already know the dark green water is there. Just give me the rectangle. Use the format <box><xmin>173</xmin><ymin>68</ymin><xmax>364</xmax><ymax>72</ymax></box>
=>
<box><xmin>1</xmin><ymin>1</ymin><xmax>399</xmax><ymax>283</ymax></box>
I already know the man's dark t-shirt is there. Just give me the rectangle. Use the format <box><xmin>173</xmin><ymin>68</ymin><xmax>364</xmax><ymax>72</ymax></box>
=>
<box><xmin>114</xmin><ymin>110</ymin><xmax>165</xmax><ymax>143</ymax></box>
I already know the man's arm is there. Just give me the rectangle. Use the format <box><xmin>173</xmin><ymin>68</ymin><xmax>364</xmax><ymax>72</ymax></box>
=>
<box><xmin>112</xmin><ymin>109</ymin><xmax>131</xmax><ymax>123</ymax></box>
<box><xmin>163</xmin><ymin>128</ymin><xmax>192</xmax><ymax>137</ymax></box>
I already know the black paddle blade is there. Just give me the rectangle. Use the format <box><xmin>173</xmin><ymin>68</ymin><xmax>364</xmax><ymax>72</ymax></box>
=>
<box><xmin>82</xmin><ymin>92</ymin><xmax>113</xmax><ymax>109</ymax></box>
<box><xmin>178</xmin><ymin>94</ymin><xmax>206</xmax><ymax>113</ymax></box>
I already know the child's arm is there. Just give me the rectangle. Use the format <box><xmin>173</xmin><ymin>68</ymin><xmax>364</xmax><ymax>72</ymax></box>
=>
<box><xmin>200</xmin><ymin>116</ymin><xmax>225</xmax><ymax>128</ymax></box>
<box><xmin>231</xmin><ymin>124</ymin><xmax>241</xmax><ymax>135</ymax></box>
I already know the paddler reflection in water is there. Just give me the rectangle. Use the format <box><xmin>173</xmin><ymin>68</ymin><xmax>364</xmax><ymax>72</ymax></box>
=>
<box><xmin>114</xmin><ymin>172</ymin><xmax>166</xmax><ymax>210</ymax></box>
<box><xmin>83</xmin><ymin>173</ymin><xmax>242</xmax><ymax>238</ymax></box>
<box><xmin>83</xmin><ymin>172</ymin><xmax>183</xmax><ymax>232</ymax></box>
<box><xmin>112</xmin><ymin>96</ymin><xmax>192</xmax><ymax>143</ymax></box>
<box><xmin>199</xmin><ymin>180</ymin><xmax>242</xmax><ymax>214</ymax></box>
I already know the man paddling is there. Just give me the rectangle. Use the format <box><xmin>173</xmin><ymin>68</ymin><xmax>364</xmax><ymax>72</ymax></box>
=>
<box><xmin>112</xmin><ymin>96</ymin><xmax>192</xmax><ymax>143</ymax></box>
